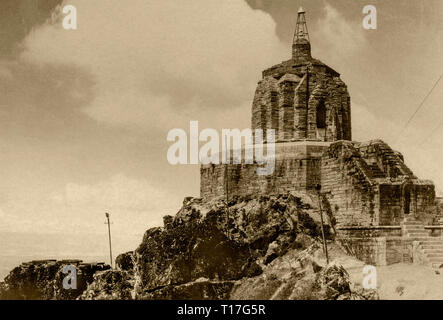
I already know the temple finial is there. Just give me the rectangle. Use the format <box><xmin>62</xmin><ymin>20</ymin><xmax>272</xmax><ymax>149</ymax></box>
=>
<box><xmin>292</xmin><ymin>8</ymin><xmax>311</xmax><ymax>60</ymax></box>
<box><xmin>294</xmin><ymin>7</ymin><xmax>310</xmax><ymax>43</ymax></box>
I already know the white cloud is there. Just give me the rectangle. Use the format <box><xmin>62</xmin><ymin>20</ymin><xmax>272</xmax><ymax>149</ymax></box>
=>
<box><xmin>21</xmin><ymin>0</ymin><xmax>286</xmax><ymax>131</ymax></box>
<box><xmin>311</xmin><ymin>3</ymin><xmax>367</xmax><ymax>64</ymax></box>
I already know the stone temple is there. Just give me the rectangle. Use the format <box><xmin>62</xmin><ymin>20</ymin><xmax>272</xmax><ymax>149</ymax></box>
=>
<box><xmin>200</xmin><ymin>9</ymin><xmax>443</xmax><ymax>267</ymax></box>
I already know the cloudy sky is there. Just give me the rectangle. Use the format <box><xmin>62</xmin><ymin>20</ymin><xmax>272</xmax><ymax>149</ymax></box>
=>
<box><xmin>1</xmin><ymin>0</ymin><xmax>443</xmax><ymax>263</ymax></box>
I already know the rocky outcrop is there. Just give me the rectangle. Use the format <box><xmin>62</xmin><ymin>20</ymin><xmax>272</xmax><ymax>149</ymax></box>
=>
<box><xmin>0</xmin><ymin>194</ymin><xmax>376</xmax><ymax>300</ymax></box>
<box><xmin>0</xmin><ymin>260</ymin><xmax>110</xmax><ymax>300</ymax></box>
<box><xmin>80</xmin><ymin>270</ymin><xmax>134</xmax><ymax>300</ymax></box>
<box><xmin>231</xmin><ymin>241</ymin><xmax>377</xmax><ymax>300</ymax></box>
<box><xmin>115</xmin><ymin>251</ymin><xmax>134</xmax><ymax>273</ymax></box>
<box><xmin>133</xmin><ymin>194</ymin><xmax>327</xmax><ymax>298</ymax></box>
<box><xmin>141</xmin><ymin>280</ymin><xmax>236</xmax><ymax>300</ymax></box>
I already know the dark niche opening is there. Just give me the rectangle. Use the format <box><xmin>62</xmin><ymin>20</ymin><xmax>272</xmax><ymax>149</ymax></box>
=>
<box><xmin>316</xmin><ymin>101</ymin><xmax>326</xmax><ymax>129</ymax></box>
<box><xmin>404</xmin><ymin>186</ymin><xmax>411</xmax><ymax>215</ymax></box>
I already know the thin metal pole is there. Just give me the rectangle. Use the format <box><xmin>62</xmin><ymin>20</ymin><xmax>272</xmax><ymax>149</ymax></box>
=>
<box><xmin>306</xmin><ymin>65</ymin><xmax>309</xmax><ymax>140</ymax></box>
<box><xmin>316</xmin><ymin>185</ymin><xmax>329</xmax><ymax>264</ymax></box>
<box><xmin>224</xmin><ymin>134</ymin><xmax>229</xmax><ymax>203</ymax></box>
<box><xmin>105</xmin><ymin>213</ymin><xmax>113</xmax><ymax>268</ymax></box>
<box><xmin>226</xmin><ymin>164</ymin><xmax>229</xmax><ymax>203</ymax></box>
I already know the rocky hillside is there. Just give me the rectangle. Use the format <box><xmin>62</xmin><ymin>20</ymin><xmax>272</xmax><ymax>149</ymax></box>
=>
<box><xmin>0</xmin><ymin>193</ymin><xmax>376</xmax><ymax>300</ymax></box>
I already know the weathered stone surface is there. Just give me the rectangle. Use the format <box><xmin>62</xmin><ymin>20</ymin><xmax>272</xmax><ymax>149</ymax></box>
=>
<box><xmin>0</xmin><ymin>195</ymin><xmax>376</xmax><ymax>300</ymax></box>
<box><xmin>200</xmin><ymin>142</ymin><xmax>329</xmax><ymax>201</ymax></box>
<box><xmin>133</xmin><ymin>195</ymin><xmax>304</xmax><ymax>295</ymax></box>
<box><xmin>322</xmin><ymin>140</ymin><xmax>435</xmax><ymax>228</ymax></box>
<box><xmin>132</xmin><ymin>194</ymin><xmax>341</xmax><ymax>299</ymax></box>
<box><xmin>115</xmin><ymin>251</ymin><xmax>134</xmax><ymax>273</ymax></box>
<box><xmin>0</xmin><ymin>260</ymin><xmax>110</xmax><ymax>300</ymax></box>
<box><xmin>231</xmin><ymin>243</ymin><xmax>378</xmax><ymax>300</ymax></box>
<box><xmin>252</xmin><ymin>35</ymin><xmax>351</xmax><ymax>143</ymax></box>
<box><xmin>140</xmin><ymin>280</ymin><xmax>235</xmax><ymax>300</ymax></box>
<box><xmin>80</xmin><ymin>270</ymin><xmax>134</xmax><ymax>300</ymax></box>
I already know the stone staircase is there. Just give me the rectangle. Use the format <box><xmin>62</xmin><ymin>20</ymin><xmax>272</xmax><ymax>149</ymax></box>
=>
<box><xmin>402</xmin><ymin>217</ymin><xmax>443</xmax><ymax>268</ymax></box>
<box><xmin>367</xmin><ymin>163</ymin><xmax>385</xmax><ymax>179</ymax></box>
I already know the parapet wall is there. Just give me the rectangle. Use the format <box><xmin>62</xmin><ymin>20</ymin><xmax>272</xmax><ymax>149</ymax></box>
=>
<box><xmin>200</xmin><ymin>141</ymin><xmax>329</xmax><ymax>201</ymax></box>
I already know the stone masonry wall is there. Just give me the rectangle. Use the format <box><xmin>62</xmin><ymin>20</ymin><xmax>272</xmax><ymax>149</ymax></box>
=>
<box><xmin>321</xmin><ymin>140</ymin><xmax>436</xmax><ymax>228</ymax></box>
<box><xmin>200</xmin><ymin>142</ymin><xmax>328</xmax><ymax>201</ymax></box>
<box><xmin>252</xmin><ymin>65</ymin><xmax>351</xmax><ymax>143</ymax></box>
<box><xmin>338</xmin><ymin>237</ymin><xmax>387</xmax><ymax>266</ymax></box>
<box><xmin>357</xmin><ymin>140</ymin><xmax>414</xmax><ymax>179</ymax></box>
<box><xmin>321</xmin><ymin>141</ymin><xmax>378</xmax><ymax>228</ymax></box>
<box><xmin>201</xmin><ymin>139</ymin><xmax>436</xmax><ymax>229</ymax></box>
<box><xmin>252</xmin><ymin>37</ymin><xmax>351</xmax><ymax>144</ymax></box>
<box><xmin>379</xmin><ymin>184</ymin><xmax>403</xmax><ymax>226</ymax></box>
<box><xmin>338</xmin><ymin>237</ymin><xmax>415</xmax><ymax>266</ymax></box>
<box><xmin>378</xmin><ymin>183</ymin><xmax>434</xmax><ymax>226</ymax></box>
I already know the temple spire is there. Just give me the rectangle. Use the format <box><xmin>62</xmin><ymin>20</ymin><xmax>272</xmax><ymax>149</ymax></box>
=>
<box><xmin>293</xmin><ymin>7</ymin><xmax>310</xmax><ymax>43</ymax></box>
<box><xmin>292</xmin><ymin>7</ymin><xmax>311</xmax><ymax>61</ymax></box>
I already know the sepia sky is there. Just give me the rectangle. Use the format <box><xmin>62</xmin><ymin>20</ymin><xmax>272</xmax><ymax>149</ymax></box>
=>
<box><xmin>1</xmin><ymin>0</ymin><xmax>443</xmax><ymax>260</ymax></box>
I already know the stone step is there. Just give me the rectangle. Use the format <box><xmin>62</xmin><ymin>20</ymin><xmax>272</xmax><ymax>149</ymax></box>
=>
<box><xmin>404</xmin><ymin>229</ymin><xmax>426</xmax><ymax>233</ymax></box>
<box><xmin>427</xmin><ymin>258</ymin><xmax>443</xmax><ymax>264</ymax></box>
<box><xmin>420</xmin><ymin>239</ymin><xmax>443</xmax><ymax>244</ymax></box>
<box><xmin>427</xmin><ymin>261</ymin><xmax>443</xmax><ymax>268</ymax></box>
<box><xmin>402</xmin><ymin>221</ymin><xmax>423</xmax><ymax>226</ymax></box>
<box><xmin>407</xmin><ymin>233</ymin><xmax>430</xmax><ymax>238</ymax></box>
<box><xmin>407</xmin><ymin>231</ymin><xmax>429</xmax><ymax>235</ymax></box>
<box><xmin>403</xmin><ymin>219</ymin><xmax>422</xmax><ymax>223</ymax></box>
<box><xmin>404</xmin><ymin>225</ymin><xmax>426</xmax><ymax>229</ymax></box>
<box><xmin>424</xmin><ymin>249</ymin><xmax>443</xmax><ymax>254</ymax></box>
<box><xmin>403</xmin><ymin>217</ymin><xmax>421</xmax><ymax>221</ymax></box>
<box><xmin>405</xmin><ymin>232</ymin><xmax>428</xmax><ymax>236</ymax></box>
<box><xmin>368</xmin><ymin>164</ymin><xmax>385</xmax><ymax>178</ymax></box>
<box><xmin>421</xmin><ymin>244</ymin><xmax>443</xmax><ymax>248</ymax></box>
<box><xmin>405</xmin><ymin>229</ymin><xmax>426</xmax><ymax>233</ymax></box>
<box><xmin>422</xmin><ymin>245</ymin><xmax>443</xmax><ymax>250</ymax></box>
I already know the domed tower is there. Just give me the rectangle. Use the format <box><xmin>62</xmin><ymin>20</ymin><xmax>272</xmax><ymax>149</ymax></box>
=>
<box><xmin>251</xmin><ymin>8</ymin><xmax>352</xmax><ymax>142</ymax></box>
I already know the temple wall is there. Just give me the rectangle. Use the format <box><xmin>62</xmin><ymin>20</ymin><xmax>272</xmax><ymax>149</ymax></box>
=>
<box><xmin>379</xmin><ymin>184</ymin><xmax>403</xmax><ymax>226</ymax></box>
<box><xmin>252</xmin><ymin>63</ymin><xmax>351</xmax><ymax>143</ymax></box>
<box><xmin>337</xmin><ymin>237</ymin><xmax>415</xmax><ymax>266</ymax></box>
<box><xmin>200</xmin><ymin>140</ymin><xmax>436</xmax><ymax>231</ymax></box>
<box><xmin>200</xmin><ymin>142</ymin><xmax>328</xmax><ymax>201</ymax></box>
<box><xmin>321</xmin><ymin>141</ymin><xmax>378</xmax><ymax>228</ymax></box>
